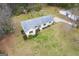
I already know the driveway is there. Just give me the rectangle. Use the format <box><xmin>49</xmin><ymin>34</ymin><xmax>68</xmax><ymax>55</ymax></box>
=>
<box><xmin>54</xmin><ymin>17</ymin><xmax>75</xmax><ymax>26</ymax></box>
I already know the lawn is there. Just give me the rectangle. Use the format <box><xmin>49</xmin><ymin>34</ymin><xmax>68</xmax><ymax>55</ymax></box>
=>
<box><xmin>9</xmin><ymin>6</ymin><xmax>79</xmax><ymax>56</ymax></box>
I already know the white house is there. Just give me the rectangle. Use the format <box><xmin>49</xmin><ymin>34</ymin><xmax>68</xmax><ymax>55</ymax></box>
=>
<box><xmin>59</xmin><ymin>10</ymin><xmax>79</xmax><ymax>21</ymax></box>
<box><xmin>59</xmin><ymin>9</ymin><xmax>79</xmax><ymax>27</ymax></box>
<box><xmin>21</xmin><ymin>15</ymin><xmax>54</xmax><ymax>37</ymax></box>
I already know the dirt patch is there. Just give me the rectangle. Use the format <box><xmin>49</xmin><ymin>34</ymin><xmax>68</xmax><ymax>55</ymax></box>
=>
<box><xmin>0</xmin><ymin>34</ymin><xmax>15</xmax><ymax>55</ymax></box>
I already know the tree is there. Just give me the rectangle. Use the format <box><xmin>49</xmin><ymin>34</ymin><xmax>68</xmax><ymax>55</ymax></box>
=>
<box><xmin>8</xmin><ymin>3</ymin><xmax>28</xmax><ymax>15</ymax></box>
<box><xmin>9</xmin><ymin>3</ymin><xmax>44</xmax><ymax>15</ymax></box>
<box><xmin>48</xmin><ymin>3</ymin><xmax>79</xmax><ymax>9</ymax></box>
<box><xmin>0</xmin><ymin>4</ymin><xmax>13</xmax><ymax>38</ymax></box>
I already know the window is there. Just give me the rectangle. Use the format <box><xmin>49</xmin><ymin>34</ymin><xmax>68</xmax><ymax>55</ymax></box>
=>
<box><xmin>29</xmin><ymin>31</ymin><xmax>33</xmax><ymax>33</ymax></box>
<box><xmin>39</xmin><ymin>25</ymin><xmax>41</xmax><ymax>27</ymax></box>
<box><xmin>35</xmin><ymin>26</ymin><xmax>38</xmax><ymax>28</ymax></box>
<box><xmin>49</xmin><ymin>21</ymin><xmax>51</xmax><ymax>23</ymax></box>
<box><xmin>43</xmin><ymin>24</ymin><xmax>46</xmax><ymax>26</ymax></box>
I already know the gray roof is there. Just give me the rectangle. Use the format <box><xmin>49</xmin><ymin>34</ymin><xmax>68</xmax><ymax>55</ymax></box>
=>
<box><xmin>59</xmin><ymin>10</ymin><xmax>79</xmax><ymax>21</ymax></box>
<box><xmin>21</xmin><ymin>15</ymin><xmax>53</xmax><ymax>32</ymax></box>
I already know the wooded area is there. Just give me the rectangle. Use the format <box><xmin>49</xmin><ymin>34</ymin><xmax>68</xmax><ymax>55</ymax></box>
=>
<box><xmin>0</xmin><ymin>3</ymin><xmax>79</xmax><ymax>39</ymax></box>
<box><xmin>0</xmin><ymin>3</ymin><xmax>79</xmax><ymax>37</ymax></box>
<box><xmin>0</xmin><ymin>3</ymin><xmax>79</xmax><ymax>55</ymax></box>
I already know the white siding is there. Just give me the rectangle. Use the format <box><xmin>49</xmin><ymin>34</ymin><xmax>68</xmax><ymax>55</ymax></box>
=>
<box><xmin>26</xmin><ymin>29</ymin><xmax>36</xmax><ymax>37</ymax></box>
<box><xmin>39</xmin><ymin>24</ymin><xmax>44</xmax><ymax>30</ymax></box>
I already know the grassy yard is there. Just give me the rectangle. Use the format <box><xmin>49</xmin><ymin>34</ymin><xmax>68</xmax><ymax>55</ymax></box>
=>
<box><xmin>9</xmin><ymin>6</ymin><xmax>79</xmax><ymax>56</ymax></box>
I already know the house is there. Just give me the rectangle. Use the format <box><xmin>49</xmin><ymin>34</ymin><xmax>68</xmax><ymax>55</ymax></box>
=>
<box><xmin>59</xmin><ymin>10</ymin><xmax>71</xmax><ymax>16</ymax></box>
<box><xmin>21</xmin><ymin>15</ymin><xmax>54</xmax><ymax>37</ymax></box>
<box><xmin>59</xmin><ymin>10</ymin><xmax>79</xmax><ymax>21</ymax></box>
<box><xmin>59</xmin><ymin>9</ymin><xmax>79</xmax><ymax>27</ymax></box>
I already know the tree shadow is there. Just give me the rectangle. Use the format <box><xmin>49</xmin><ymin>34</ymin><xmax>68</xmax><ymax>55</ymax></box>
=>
<box><xmin>21</xmin><ymin>30</ymin><xmax>27</xmax><ymax>40</ymax></box>
<box><xmin>0</xmin><ymin>50</ymin><xmax>8</xmax><ymax>56</ymax></box>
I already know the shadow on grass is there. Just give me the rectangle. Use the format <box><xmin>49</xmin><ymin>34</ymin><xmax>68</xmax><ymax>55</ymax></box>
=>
<box><xmin>21</xmin><ymin>30</ymin><xmax>27</xmax><ymax>40</ymax></box>
<box><xmin>0</xmin><ymin>50</ymin><xmax>8</xmax><ymax>56</ymax></box>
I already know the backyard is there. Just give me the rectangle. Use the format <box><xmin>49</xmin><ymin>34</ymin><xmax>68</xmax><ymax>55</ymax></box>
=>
<box><xmin>1</xmin><ymin>6</ymin><xmax>79</xmax><ymax>56</ymax></box>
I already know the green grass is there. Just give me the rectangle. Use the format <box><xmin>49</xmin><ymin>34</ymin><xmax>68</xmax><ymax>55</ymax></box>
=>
<box><xmin>10</xmin><ymin>6</ymin><xmax>79</xmax><ymax>56</ymax></box>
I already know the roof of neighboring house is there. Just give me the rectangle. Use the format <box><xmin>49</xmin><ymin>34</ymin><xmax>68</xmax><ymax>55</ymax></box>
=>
<box><xmin>69</xmin><ymin>8</ymin><xmax>79</xmax><ymax>16</ymax></box>
<box><xmin>59</xmin><ymin>9</ymin><xmax>79</xmax><ymax>21</ymax></box>
<box><xmin>59</xmin><ymin>9</ymin><xmax>71</xmax><ymax>16</ymax></box>
<box><xmin>21</xmin><ymin>15</ymin><xmax>54</xmax><ymax>33</ymax></box>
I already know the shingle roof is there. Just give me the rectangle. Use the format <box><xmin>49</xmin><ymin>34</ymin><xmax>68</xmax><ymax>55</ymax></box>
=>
<box><xmin>21</xmin><ymin>15</ymin><xmax>53</xmax><ymax>32</ymax></box>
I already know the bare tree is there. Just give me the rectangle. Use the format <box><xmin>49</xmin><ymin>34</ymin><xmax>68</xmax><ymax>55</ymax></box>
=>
<box><xmin>0</xmin><ymin>4</ymin><xmax>13</xmax><ymax>38</ymax></box>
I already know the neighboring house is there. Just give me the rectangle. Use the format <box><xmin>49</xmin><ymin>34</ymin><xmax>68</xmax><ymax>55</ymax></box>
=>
<box><xmin>59</xmin><ymin>10</ymin><xmax>71</xmax><ymax>16</ymax></box>
<box><xmin>21</xmin><ymin>15</ymin><xmax>54</xmax><ymax>37</ymax></box>
<box><xmin>59</xmin><ymin>9</ymin><xmax>79</xmax><ymax>27</ymax></box>
<box><xmin>59</xmin><ymin>10</ymin><xmax>79</xmax><ymax>21</ymax></box>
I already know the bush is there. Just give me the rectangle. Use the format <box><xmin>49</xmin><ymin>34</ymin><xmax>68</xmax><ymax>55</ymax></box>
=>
<box><xmin>12</xmin><ymin>4</ymin><xmax>43</xmax><ymax>16</ymax></box>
